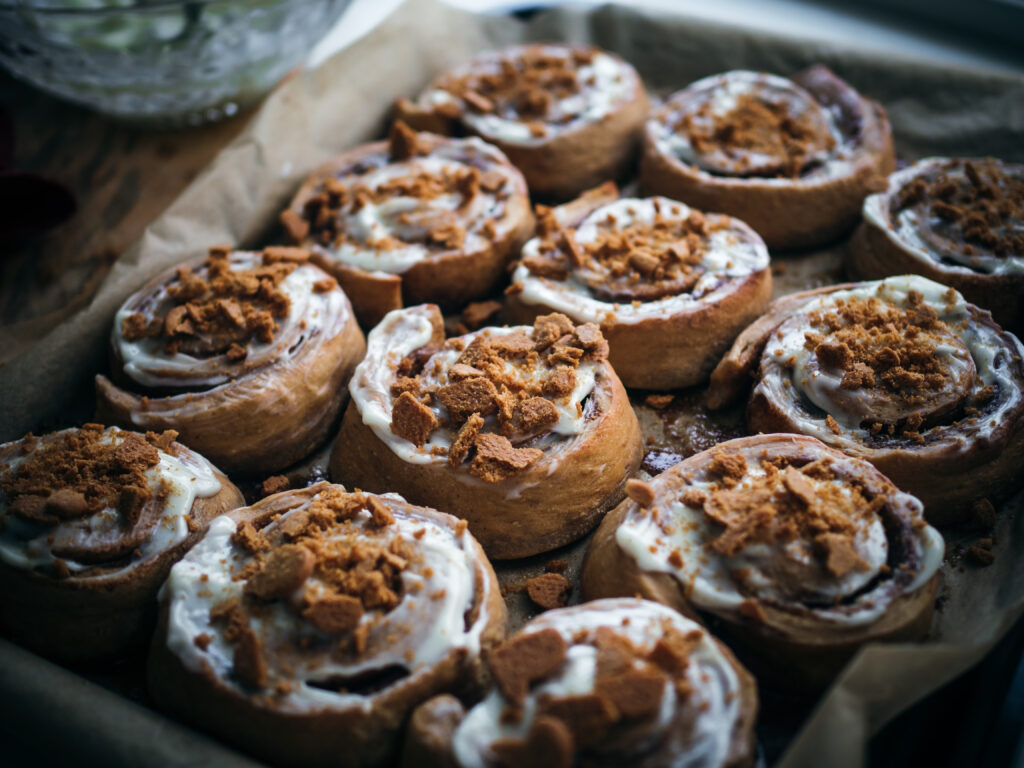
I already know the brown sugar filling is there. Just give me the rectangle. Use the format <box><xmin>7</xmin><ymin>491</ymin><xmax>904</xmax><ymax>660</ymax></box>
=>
<box><xmin>389</xmin><ymin>313</ymin><xmax>608</xmax><ymax>483</ymax></box>
<box><xmin>685</xmin><ymin>450</ymin><xmax>884</xmax><ymax>593</ymax></box>
<box><xmin>893</xmin><ymin>159</ymin><xmax>1024</xmax><ymax>260</ymax></box>
<box><xmin>799</xmin><ymin>292</ymin><xmax>977</xmax><ymax>434</ymax></box>
<box><xmin>435</xmin><ymin>46</ymin><xmax>602</xmax><ymax>133</ymax></box>
<box><xmin>121</xmin><ymin>246</ymin><xmax>318</xmax><ymax>360</ymax></box>
<box><xmin>1</xmin><ymin>425</ymin><xmax>181</xmax><ymax>566</ymax></box>
<box><xmin>680</xmin><ymin>91</ymin><xmax>835</xmax><ymax>178</ymax></box>
<box><xmin>524</xmin><ymin>203</ymin><xmax>722</xmax><ymax>302</ymax></box>
<box><xmin>219</xmin><ymin>488</ymin><xmax>436</xmax><ymax>691</ymax></box>
<box><xmin>489</xmin><ymin>620</ymin><xmax>704</xmax><ymax>766</ymax></box>
<box><xmin>290</xmin><ymin>124</ymin><xmax>508</xmax><ymax>254</ymax></box>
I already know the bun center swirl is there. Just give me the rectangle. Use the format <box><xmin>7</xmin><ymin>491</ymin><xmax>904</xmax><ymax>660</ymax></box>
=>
<box><xmin>290</xmin><ymin>126</ymin><xmax>521</xmax><ymax>275</ymax></box>
<box><xmin>425</xmin><ymin>44</ymin><xmax>637</xmax><ymax>143</ymax></box>
<box><xmin>164</xmin><ymin>486</ymin><xmax>489</xmax><ymax>710</ymax></box>
<box><xmin>792</xmin><ymin>291</ymin><xmax>976</xmax><ymax>429</ymax></box>
<box><xmin>453</xmin><ymin>599</ymin><xmax>745</xmax><ymax>768</ymax></box>
<box><xmin>614</xmin><ymin>438</ymin><xmax>944</xmax><ymax>626</ymax></box>
<box><xmin>114</xmin><ymin>247</ymin><xmax>347</xmax><ymax>390</ymax></box>
<box><xmin>0</xmin><ymin>425</ymin><xmax>221</xmax><ymax>577</ymax></box>
<box><xmin>887</xmin><ymin>158</ymin><xmax>1024</xmax><ymax>275</ymax></box>
<box><xmin>515</xmin><ymin>196</ymin><xmax>768</xmax><ymax>319</ymax></box>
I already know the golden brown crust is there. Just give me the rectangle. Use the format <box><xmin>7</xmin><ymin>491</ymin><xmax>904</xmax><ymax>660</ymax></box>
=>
<box><xmin>581</xmin><ymin>434</ymin><xmax>941</xmax><ymax>692</ymax></box>
<box><xmin>147</xmin><ymin>485</ymin><xmax>505</xmax><ymax>768</ymax></box>
<box><xmin>397</xmin><ymin>44</ymin><xmax>649</xmax><ymax>201</ymax></box>
<box><xmin>0</xmin><ymin>437</ymin><xmax>244</xmax><ymax>664</ymax></box>
<box><xmin>505</xmin><ymin>188</ymin><xmax>773</xmax><ymax>389</ymax></box>
<box><xmin>507</xmin><ymin>267</ymin><xmax>772</xmax><ymax>390</ymax></box>
<box><xmin>331</xmin><ymin>364</ymin><xmax>643</xmax><ymax>560</ymax></box>
<box><xmin>283</xmin><ymin>132</ymin><xmax>534</xmax><ymax>327</ymax></box>
<box><xmin>95</xmin><ymin>254</ymin><xmax>366</xmax><ymax>477</ymax></box>
<box><xmin>641</xmin><ymin>67</ymin><xmax>894</xmax><ymax>250</ymax></box>
<box><xmin>330</xmin><ymin>306</ymin><xmax>644</xmax><ymax>559</ymax></box>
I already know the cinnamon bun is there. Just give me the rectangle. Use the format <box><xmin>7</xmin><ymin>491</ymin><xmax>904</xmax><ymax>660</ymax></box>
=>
<box><xmin>0</xmin><ymin>424</ymin><xmax>243</xmax><ymax>662</ymax></box>
<box><xmin>281</xmin><ymin>124</ymin><xmax>534</xmax><ymax>327</ymax></box>
<box><xmin>329</xmin><ymin>305</ymin><xmax>643</xmax><ymax>559</ymax></box>
<box><xmin>708</xmin><ymin>275</ymin><xmax>1024</xmax><ymax>524</ymax></box>
<box><xmin>395</xmin><ymin>44</ymin><xmax>649</xmax><ymax>200</ymax></box>
<box><xmin>444</xmin><ymin>598</ymin><xmax>757</xmax><ymax>768</ymax></box>
<box><xmin>95</xmin><ymin>246</ymin><xmax>366</xmax><ymax>476</ymax></box>
<box><xmin>849</xmin><ymin>157</ymin><xmax>1024</xmax><ymax>331</ymax></box>
<box><xmin>148</xmin><ymin>483</ymin><xmax>505</xmax><ymax>768</ymax></box>
<box><xmin>504</xmin><ymin>183</ymin><xmax>772</xmax><ymax>389</ymax></box>
<box><xmin>582</xmin><ymin>435</ymin><xmax>944</xmax><ymax>691</ymax></box>
<box><xmin>642</xmin><ymin>66</ymin><xmax>895</xmax><ymax>249</ymax></box>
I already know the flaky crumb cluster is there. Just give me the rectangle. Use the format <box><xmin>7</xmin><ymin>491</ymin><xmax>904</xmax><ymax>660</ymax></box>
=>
<box><xmin>283</xmin><ymin>124</ymin><xmax>508</xmax><ymax>253</ymax></box>
<box><xmin>681</xmin><ymin>449</ymin><xmax>882</xmax><ymax>580</ymax></box>
<box><xmin>894</xmin><ymin>158</ymin><xmax>1024</xmax><ymax>258</ymax></box>
<box><xmin>681</xmin><ymin>92</ymin><xmax>835</xmax><ymax>178</ymax></box>
<box><xmin>432</xmin><ymin>46</ymin><xmax>598</xmax><ymax>138</ymax></box>
<box><xmin>211</xmin><ymin>488</ymin><xmax>418</xmax><ymax>692</ymax></box>
<box><xmin>121</xmin><ymin>246</ymin><xmax>332</xmax><ymax>361</ymax></box>
<box><xmin>523</xmin><ymin>201</ymin><xmax>718</xmax><ymax>301</ymax></box>
<box><xmin>805</xmin><ymin>292</ymin><xmax>951</xmax><ymax>398</ymax></box>
<box><xmin>1</xmin><ymin>425</ymin><xmax>178</xmax><ymax>567</ymax></box>
<box><xmin>389</xmin><ymin>313</ymin><xmax>607</xmax><ymax>483</ymax></box>
<box><xmin>484</xmin><ymin>622</ymin><xmax>702</xmax><ymax>768</ymax></box>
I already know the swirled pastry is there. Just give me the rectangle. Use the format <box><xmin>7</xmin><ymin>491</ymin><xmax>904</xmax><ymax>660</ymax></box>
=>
<box><xmin>444</xmin><ymin>598</ymin><xmax>757</xmax><ymax>768</ymax></box>
<box><xmin>707</xmin><ymin>275</ymin><xmax>1024</xmax><ymax>524</ymax></box>
<box><xmin>148</xmin><ymin>483</ymin><xmax>505</xmax><ymax>768</ymax></box>
<box><xmin>330</xmin><ymin>305</ymin><xmax>643</xmax><ymax>559</ymax></box>
<box><xmin>582</xmin><ymin>435</ymin><xmax>943</xmax><ymax>690</ymax></box>
<box><xmin>281</xmin><ymin>124</ymin><xmax>534</xmax><ymax>326</ymax></box>
<box><xmin>504</xmin><ymin>183</ymin><xmax>772</xmax><ymax>389</ymax></box>
<box><xmin>849</xmin><ymin>157</ymin><xmax>1024</xmax><ymax>331</ymax></box>
<box><xmin>0</xmin><ymin>424</ymin><xmax>243</xmax><ymax>662</ymax></box>
<box><xmin>395</xmin><ymin>44</ymin><xmax>649</xmax><ymax>200</ymax></box>
<box><xmin>642</xmin><ymin>66</ymin><xmax>894</xmax><ymax>249</ymax></box>
<box><xmin>95</xmin><ymin>246</ymin><xmax>366</xmax><ymax>476</ymax></box>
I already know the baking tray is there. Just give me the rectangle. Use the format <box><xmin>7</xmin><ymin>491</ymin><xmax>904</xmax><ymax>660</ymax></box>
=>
<box><xmin>1</xmin><ymin>1</ymin><xmax>1023</xmax><ymax>766</ymax></box>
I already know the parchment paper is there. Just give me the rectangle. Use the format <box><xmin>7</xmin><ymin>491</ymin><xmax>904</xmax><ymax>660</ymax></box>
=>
<box><xmin>1</xmin><ymin>1</ymin><xmax>1023</xmax><ymax>766</ymax></box>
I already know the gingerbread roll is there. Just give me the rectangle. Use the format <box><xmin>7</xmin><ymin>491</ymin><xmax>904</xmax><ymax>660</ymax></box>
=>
<box><xmin>148</xmin><ymin>483</ymin><xmax>505</xmax><ymax>768</ymax></box>
<box><xmin>281</xmin><ymin>125</ymin><xmax>534</xmax><ymax>327</ymax></box>
<box><xmin>504</xmin><ymin>184</ymin><xmax>772</xmax><ymax>389</ymax></box>
<box><xmin>395</xmin><ymin>44</ymin><xmax>649</xmax><ymax>200</ymax></box>
<box><xmin>330</xmin><ymin>305</ymin><xmax>644</xmax><ymax>559</ymax></box>
<box><xmin>707</xmin><ymin>275</ymin><xmax>1024</xmax><ymax>524</ymax></box>
<box><xmin>849</xmin><ymin>157</ymin><xmax>1024</xmax><ymax>331</ymax></box>
<box><xmin>642</xmin><ymin>66</ymin><xmax>895</xmax><ymax>250</ymax></box>
<box><xmin>0</xmin><ymin>424</ymin><xmax>243</xmax><ymax>662</ymax></box>
<box><xmin>95</xmin><ymin>246</ymin><xmax>365</xmax><ymax>476</ymax></box>
<box><xmin>582</xmin><ymin>435</ymin><xmax>944</xmax><ymax>691</ymax></box>
<box><xmin>444</xmin><ymin>598</ymin><xmax>757</xmax><ymax>768</ymax></box>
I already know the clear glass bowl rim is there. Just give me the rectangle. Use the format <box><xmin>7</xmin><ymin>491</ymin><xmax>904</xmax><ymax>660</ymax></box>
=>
<box><xmin>0</xmin><ymin>0</ymin><xmax>313</xmax><ymax>16</ymax></box>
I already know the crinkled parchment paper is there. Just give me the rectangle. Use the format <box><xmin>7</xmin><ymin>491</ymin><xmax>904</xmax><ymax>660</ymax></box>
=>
<box><xmin>0</xmin><ymin>1</ymin><xmax>1022</xmax><ymax>766</ymax></box>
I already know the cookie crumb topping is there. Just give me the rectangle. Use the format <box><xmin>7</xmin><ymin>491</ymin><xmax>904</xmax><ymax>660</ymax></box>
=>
<box><xmin>0</xmin><ymin>425</ymin><xmax>180</xmax><ymax>563</ymax></box>
<box><xmin>488</xmin><ymin>618</ymin><xmax>703</xmax><ymax>765</ymax></box>
<box><xmin>389</xmin><ymin>314</ymin><xmax>608</xmax><ymax>482</ymax></box>
<box><xmin>120</xmin><ymin>247</ymin><xmax>310</xmax><ymax>357</ymax></box>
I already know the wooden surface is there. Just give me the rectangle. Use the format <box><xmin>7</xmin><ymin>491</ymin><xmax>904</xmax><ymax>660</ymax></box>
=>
<box><xmin>0</xmin><ymin>72</ymin><xmax>256</xmax><ymax>359</ymax></box>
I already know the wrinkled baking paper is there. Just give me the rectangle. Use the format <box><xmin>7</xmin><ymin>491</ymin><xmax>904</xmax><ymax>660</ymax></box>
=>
<box><xmin>1</xmin><ymin>1</ymin><xmax>1022</xmax><ymax>767</ymax></box>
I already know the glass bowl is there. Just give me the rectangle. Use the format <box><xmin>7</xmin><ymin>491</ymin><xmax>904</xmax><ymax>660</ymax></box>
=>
<box><xmin>0</xmin><ymin>0</ymin><xmax>353</xmax><ymax>125</ymax></box>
